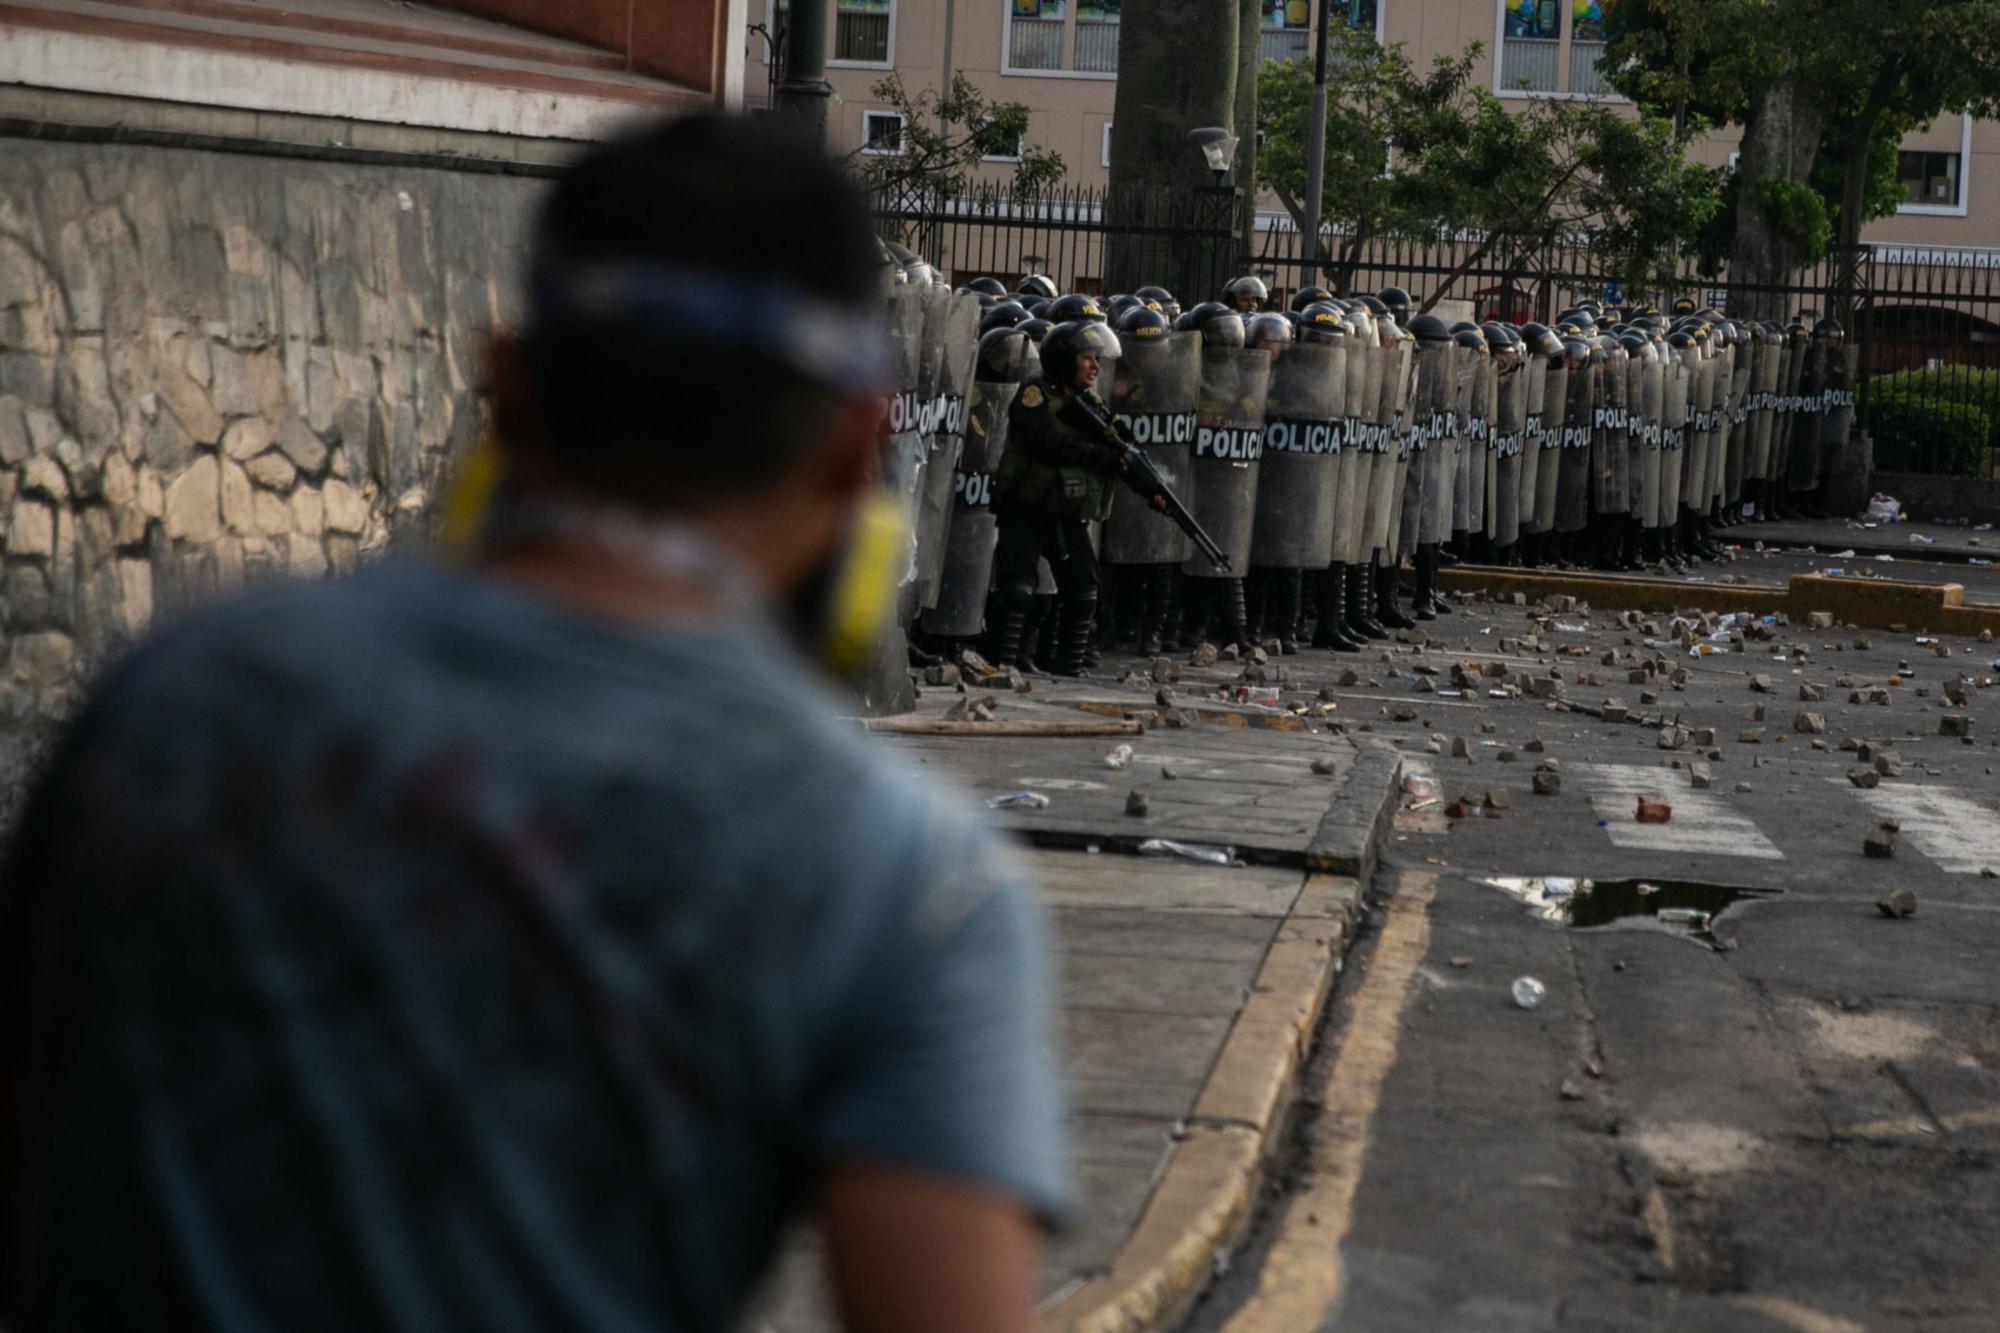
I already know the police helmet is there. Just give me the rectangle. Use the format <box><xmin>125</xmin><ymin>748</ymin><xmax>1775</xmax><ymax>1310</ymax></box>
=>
<box><xmin>977</xmin><ymin>327</ymin><xmax>1037</xmax><ymax>383</ymax></box>
<box><xmin>1018</xmin><ymin>274</ymin><xmax>1060</xmax><ymax>301</ymax></box>
<box><xmin>1671</xmin><ymin>296</ymin><xmax>1696</xmax><ymax>315</ymax></box>
<box><xmin>1452</xmin><ymin>328</ymin><xmax>1487</xmax><ymax>352</ymax></box>
<box><xmin>1019</xmin><ymin>317</ymin><xmax>1054</xmax><ymax>345</ymax></box>
<box><xmin>1812</xmin><ymin>317</ymin><xmax>1844</xmax><ymax>341</ymax></box>
<box><xmin>1050</xmin><ymin>293</ymin><xmax>1108</xmax><ymax>325</ymax></box>
<box><xmin>1117</xmin><ymin>306</ymin><xmax>1172</xmax><ymax>341</ymax></box>
<box><xmin>1039</xmin><ymin>320</ymin><xmax>1122</xmax><ymax>386</ymax></box>
<box><xmin>1448</xmin><ymin>321</ymin><xmax>1481</xmax><ymax>338</ymax></box>
<box><xmin>966</xmin><ymin>276</ymin><xmax>1009</xmax><ymax>298</ymax></box>
<box><xmin>1619</xmin><ymin>333</ymin><xmax>1650</xmax><ymax>362</ymax></box>
<box><xmin>1667</xmin><ymin>330</ymin><xmax>1696</xmax><ymax>350</ymax></box>
<box><xmin>1298</xmin><ymin>302</ymin><xmax>1348</xmax><ymax>345</ymax></box>
<box><xmin>1376</xmin><ymin>287</ymin><xmax>1413</xmax><ymax>324</ymax></box>
<box><xmin>1246</xmin><ymin>312</ymin><xmax>1294</xmax><ymax>351</ymax></box>
<box><xmin>902</xmin><ymin>260</ymin><xmax>938</xmax><ymax>289</ymax></box>
<box><xmin>1563</xmin><ymin>337</ymin><xmax>1590</xmax><ymax>364</ymax></box>
<box><xmin>1480</xmin><ymin>321</ymin><xmax>1518</xmax><ymax>350</ymax></box>
<box><xmin>1022</xmin><ymin>297</ymin><xmax>1052</xmax><ymax>319</ymax></box>
<box><xmin>1223</xmin><ymin>275</ymin><xmax>1270</xmax><ymax>312</ymax></box>
<box><xmin>1407</xmin><ymin>312</ymin><xmax>1452</xmax><ymax>344</ymax></box>
<box><xmin>980</xmin><ymin>301</ymin><xmax>1032</xmax><ymax>335</ymax></box>
<box><xmin>1106</xmin><ymin>293</ymin><xmax>1143</xmax><ymax>320</ymax></box>
<box><xmin>1355</xmin><ymin>294</ymin><xmax>1390</xmax><ymax>318</ymax></box>
<box><xmin>1290</xmin><ymin>285</ymin><xmax>1335</xmax><ymax>312</ymax></box>
<box><xmin>1177</xmin><ymin>302</ymin><xmax>1246</xmax><ymax>348</ymax></box>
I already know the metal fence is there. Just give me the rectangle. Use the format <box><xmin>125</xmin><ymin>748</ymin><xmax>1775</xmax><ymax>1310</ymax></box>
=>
<box><xmin>876</xmin><ymin>185</ymin><xmax>2000</xmax><ymax>479</ymax></box>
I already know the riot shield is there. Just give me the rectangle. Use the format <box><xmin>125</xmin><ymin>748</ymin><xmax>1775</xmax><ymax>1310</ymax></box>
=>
<box><xmin>1184</xmin><ymin>345</ymin><xmax>1271</xmax><ymax>578</ymax></box>
<box><xmin>1408</xmin><ymin>340</ymin><xmax>1452</xmax><ymax>548</ymax></box>
<box><xmin>1788</xmin><ymin>338</ymin><xmax>1831</xmax><ymax>491</ymax></box>
<box><xmin>883</xmin><ymin>288</ymin><xmax>930</xmax><ymax>608</ymax></box>
<box><xmin>1725</xmin><ymin>341</ymin><xmax>1752</xmax><ymax>507</ymax></box>
<box><xmin>1251</xmin><ymin>341</ymin><xmax>1345</xmax><ymax>568</ymax></box>
<box><xmin>1490</xmin><ymin>357</ymin><xmax>1528</xmax><ymax>548</ymax></box>
<box><xmin>913</xmin><ymin>290</ymin><xmax>981</xmax><ymax>608</ymax></box>
<box><xmin>1683</xmin><ymin>351</ymin><xmax>1717</xmax><ymax>519</ymax></box>
<box><xmin>1659</xmin><ymin>354</ymin><xmax>1690</xmax><ymax>526</ymax></box>
<box><xmin>1534</xmin><ymin>361</ymin><xmax>1568</xmax><ymax>534</ymax></box>
<box><xmin>1344</xmin><ymin>332</ymin><xmax>1392</xmax><ymax>564</ymax></box>
<box><xmin>1772</xmin><ymin>336</ymin><xmax>1805</xmax><ymax>487</ymax></box>
<box><xmin>1555</xmin><ymin>356</ymin><xmax>1593</xmax><ymax>534</ymax></box>
<box><xmin>1462</xmin><ymin>348</ymin><xmax>1491</xmax><ymax>538</ymax></box>
<box><xmin>1517</xmin><ymin>353</ymin><xmax>1549</xmax><ymax>535</ymax></box>
<box><xmin>1596</xmin><ymin>344</ymin><xmax>1631</xmax><ymax>517</ymax></box>
<box><xmin>1752</xmin><ymin>335</ymin><xmax>1782</xmax><ymax>482</ymax></box>
<box><xmin>1636</xmin><ymin>351</ymin><xmax>1665</xmax><ymax>530</ymax></box>
<box><xmin>1821</xmin><ymin>343</ymin><xmax>1857</xmax><ymax>478</ymax></box>
<box><xmin>1103</xmin><ymin>331</ymin><xmax>1202</xmax><ymax>564</ymax></box>
<box><xmin>925</xmin><ymin>378</ymin><xmax>1012</xmax><ymax>636</ymax></box>
<box><xmin>1373</xmin><ymin>338</ymin><xmax>1415</xmax><ymax>562</ymax></box>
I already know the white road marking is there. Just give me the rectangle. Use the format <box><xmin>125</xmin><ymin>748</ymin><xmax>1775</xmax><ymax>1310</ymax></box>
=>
<box><xmin>1837</xmin><ymin>780</ymin><xmax>2000</xmax><ymax>874</ymax></box>
<box><xmin>1578</xmin><ymin>763</ymin><xmax>1784</xmax><ymax>859</ymax></box>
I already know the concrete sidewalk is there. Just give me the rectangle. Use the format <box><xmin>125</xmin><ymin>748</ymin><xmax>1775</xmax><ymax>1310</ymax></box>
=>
<box><xmin>744</xmin><ymin>669</ymin><xmax>1404</xmax><ymax>1332</ymax></box>
<box><xmin>1730</xmin><ymin>515</ymin><xmax>2000</xmax><ymax>563</ymax></box>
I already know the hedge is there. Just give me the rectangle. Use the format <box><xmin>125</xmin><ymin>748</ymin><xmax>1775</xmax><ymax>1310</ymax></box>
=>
<box><xmin>1864</xmin><ymin>391</ymin><xmax>1992</xmax><ymax>477</ymax></box>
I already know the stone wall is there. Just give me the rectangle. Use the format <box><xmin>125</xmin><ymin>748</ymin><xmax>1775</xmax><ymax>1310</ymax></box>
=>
<box><xmin>0</xmin><ymin>138</ymin><xmax>541</xmax><ymax>733</ymax></box>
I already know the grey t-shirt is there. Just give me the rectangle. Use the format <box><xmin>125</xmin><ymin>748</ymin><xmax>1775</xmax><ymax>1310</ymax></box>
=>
<box><xmin>1</xmin><ymin>562</ymin><xmax>1067</xmax><ymax>1331</ymax></box>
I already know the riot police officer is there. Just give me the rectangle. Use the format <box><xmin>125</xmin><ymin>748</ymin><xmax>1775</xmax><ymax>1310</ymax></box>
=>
<box><xmin>1224</xmin><ymin>275</ymin><xmax>1270</xmax><ymax>314</ymax></box>
<box><xmin>990</xmin><ymin>320</ymin><xmax>1167</xmax><ymax>675</ymax></box>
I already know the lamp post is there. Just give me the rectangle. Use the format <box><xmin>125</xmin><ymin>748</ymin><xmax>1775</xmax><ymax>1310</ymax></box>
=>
<box><xmin>773</xmin><ymin>0</ymin><xmax>831</xmax><ymax>144</ymax></box>
<box><xmin>1187</xmin><ymin>128</ymin><xmax>1243</xmax><ymax>299</ymax></box>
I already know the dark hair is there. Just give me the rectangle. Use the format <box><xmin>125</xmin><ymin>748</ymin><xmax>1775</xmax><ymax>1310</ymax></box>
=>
<box><xmin>517</xmin><ymin>113</ymin><xmax>882</xmax><ymax>510</ymax></box>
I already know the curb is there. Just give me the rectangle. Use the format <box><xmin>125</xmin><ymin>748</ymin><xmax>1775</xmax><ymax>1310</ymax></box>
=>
<box><xmin>1038</xmin><ymin>756</ymin><xmax>1401</xmax><ymax>1333</ymax></box>
<box><xmin>1438</xmin><ymin>568</ymin><xmax>2000</xmax><ymax>637</ymax></box>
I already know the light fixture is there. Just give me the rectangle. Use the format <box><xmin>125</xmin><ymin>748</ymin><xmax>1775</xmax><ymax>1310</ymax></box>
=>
<box><xmin>1188</xmin><ymin>127</ymin><xmax>1239</xmax><ymax>185</ymax></box>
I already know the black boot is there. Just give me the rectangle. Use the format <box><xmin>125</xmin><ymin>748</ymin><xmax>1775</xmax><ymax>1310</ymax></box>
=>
<box><xmin>1424</xmin><ymin>545</ymin><xmax>1453</xmax><ymax>615</ymax></box>
<box><xmin>1021</xmin><ymin>595</ymin><xmax>1054</xmax><ymax>670</ymax></box>
<box><xmin>1221</xmin><ymin>577</ymin><xmax>1252</xmax><ymax>653</ymax></box>
<box><xmin>994</xmin><ymin>604</ymin><xmax>1029</xmax><ymax>671</ymax></box>
<box><xmin>1270</xmin><ymin>569</ymin><xmax>1301</xmax><ymax>654</ymax></box>
<box><xmin>1053</xmin><ymin>594</ymin><xmax>1098</xmax><ymax>677</ymax></box>
<box><xmin>1376</xmin><ymin>560</ymin><xmax>1417</xmax><ymax>630</ymax></box>
<box><xmin>1347</xmin><ymin>562</ymin><xmax>1387</xmax><ymax>640</ymax></box>
<box><xmin>1622</xmin><ymin>517</ymin><xmax>1645</xmax><ymax>571</ymax></box>
<box><xmin>1138</xmin><ymin>564</ymin><xmax>1172</xmax><ymax>657</ymax></box>
<box><xmin>1315</xmin><ymin>563</ymin><xmax>1364</xmax><ymax>652</ymax></box>
<box><xmin>1412</xmin><ymin>546</ymin><xmax>1438</xmax><ymax>622</ymax></box>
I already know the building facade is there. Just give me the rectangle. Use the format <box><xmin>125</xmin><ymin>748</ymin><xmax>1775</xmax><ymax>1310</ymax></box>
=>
<box><xmin>747</xmin><ymin>0</ymin><xmax>1996</xmax><ymax>255</ymax></box>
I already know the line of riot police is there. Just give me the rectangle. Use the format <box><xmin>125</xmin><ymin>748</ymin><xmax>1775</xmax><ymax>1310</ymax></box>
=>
<box><xmin>879</xmin><ymin>248</ymin><xmax>1857</xmax><ymax>674</ymax></box>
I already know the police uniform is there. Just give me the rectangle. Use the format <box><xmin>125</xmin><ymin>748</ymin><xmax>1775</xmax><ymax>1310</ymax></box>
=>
<box><xmin>990</xmin><ymin>377</ymin><xmax>1125</xmax><ymax>671</ymax></box>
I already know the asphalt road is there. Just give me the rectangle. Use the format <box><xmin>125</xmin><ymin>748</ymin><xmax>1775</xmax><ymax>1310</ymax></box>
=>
<box><xmin>1163</xmin><ymin>598</ymin><xmax>2000</xmax><ymax>1333</ymax></box>
<box><xmin>1463</xmin><ymin>542</ymin><xmax>2000</xmax><ymax>604</ymax></box>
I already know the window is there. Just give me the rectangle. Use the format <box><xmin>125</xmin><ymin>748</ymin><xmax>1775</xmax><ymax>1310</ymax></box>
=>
<box><xmin>1257</xmin><ymin>1</ymin><xmax>1379</xmax><ymax>64</ymax></box>
<box><xmin>761</xmin><ymin>0</ymin><xmax>893</xmax><ymax>68</ymax></box>
<box><xmin>1002</xmin><ymin>0</ymin><xmax>1116</xmax><ymax>77</ymax></box>
<box><xmin>982</xmin><ymin>116</ymin><xmax>1025</xmax><ymax>162</ymax></box>
<box><xmin>1496</xmin><ymin>0</ymin><xmax>1615</xmax><ymax>97</ymax></box>
<box><xmin>1898</xmin><ymin>150</ymin><xmax>1962</xmax><ymax>208</ymax></box>
<box><xmin>1007</xmin><ymin>0</ymin><xmax>1066</xmax><ymax>71</ymax></box>
<box><xmin>1101</xmin><ymin>120</ymin><xmax>1113</xmax><ymax>169</ymax></box>
<box><xmin>1074</xmin><ymin>0</ymin><xmax>1119</xmax><ymax>73</ymax></box>
<box><xmin>1499</xmin><ymin>0</ymin><xmax>1560</xmax><ymax>92</ymax></box>
<box><xmin>835</xmin><ymin>0</ymin><xmax>893</xmax><ymax>64</ymax></box>
<box><xmin>862</xmin><ymin>110</ymin><xmax>906</xmax><ymax>155</ymax></box>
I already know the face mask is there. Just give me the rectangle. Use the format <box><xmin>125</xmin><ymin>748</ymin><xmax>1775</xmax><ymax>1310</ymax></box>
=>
<box><xmin>441</xmin><ymin>438</ymin><xmax>907</xmax><ymax>686</ymax></box>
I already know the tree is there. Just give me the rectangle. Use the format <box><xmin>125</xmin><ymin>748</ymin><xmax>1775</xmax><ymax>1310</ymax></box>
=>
<box><xmin>1257</xmin><ymin>29</ymin><xmax>1718</xmax><ymax>309</ymax></box>
<box><xmin>1255</xmin><ymin>26</ymin><xmax>1486</xmax><ymax>294</ymax></box>
<box><xmin>1104</xmin><ymin>0</ymin><xmax>1262</xmax><ymax>297</ymax></box>
<box><xmin>1603</xmin><ymin>0</ymin><xmax>2000</xmax><ymax>316</ymax></box>
<box><xmin>853</xmin><ymin>72</ymin><xmax>1066</xmax><ymax>202</ymax></box>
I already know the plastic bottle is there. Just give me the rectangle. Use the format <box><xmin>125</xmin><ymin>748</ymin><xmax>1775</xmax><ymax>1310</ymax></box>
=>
<box><xmin>1511</xmin><ymin>976</ymin><xmax>1547</xmax><ymax>1010</ymax></box>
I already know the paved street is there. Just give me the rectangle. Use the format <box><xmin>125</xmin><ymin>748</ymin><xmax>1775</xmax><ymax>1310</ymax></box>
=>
<box><xmin>1178</xmin><ymin>583</ymin><xmax>2000</xmax><ymax>1332</ymax></box>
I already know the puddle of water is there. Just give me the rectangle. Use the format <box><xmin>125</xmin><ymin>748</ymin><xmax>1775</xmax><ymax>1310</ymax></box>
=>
<box><xmin>1480</xmin><ymin>875</ymin><xmax>1780</xmax><ymax>945</ymax></box>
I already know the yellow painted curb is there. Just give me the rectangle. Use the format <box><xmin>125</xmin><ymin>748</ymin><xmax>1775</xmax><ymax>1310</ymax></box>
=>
<box><xmin>1436</xmin><ymin>567</ymin><xmax>2000</xmax><ymax>637</ymax></box>
<box><xmin>1040</xmin><ymin>874</ymin><xmax>1365</xmax><ymax>1333</ymax></box>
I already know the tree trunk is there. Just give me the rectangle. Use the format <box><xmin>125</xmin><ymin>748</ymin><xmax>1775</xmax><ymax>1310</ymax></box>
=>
<box><xmin>1232</xmin><ymin>0</ymin><xmax>1261</xmax><ymax>269</ymax></box>
<box><xmin>1106</xmin><ymin>0</ymin><xmax>1242</xmax><ymax>297</ymax></box>
<box><xmin>1727</xmin><ymin>82</ymin><xmax>1826</xmax><ymax>322</ymax></box>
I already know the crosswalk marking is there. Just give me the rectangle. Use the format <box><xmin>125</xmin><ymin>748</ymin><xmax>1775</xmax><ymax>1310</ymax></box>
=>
<box><xmin>1577</xmin><ymin>763</ymin><xmax>1785</xmax><ymax>859</ymax></box>
<box><xmin>1838</xmin><ymin>781</ymin><xmax>2000</xmax><ymax>875</ymax></box>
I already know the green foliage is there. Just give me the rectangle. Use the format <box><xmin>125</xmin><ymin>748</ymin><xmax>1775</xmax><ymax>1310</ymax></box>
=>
<box><xmin>1867</xmin><ymin>365</ymin><xmax>2000</xmax><ymax>464</ymax></box>
<box><xmin>1865</xmin><ymin>390</ymin><xmax>1992</xmax><ymax>478</ymax></box>
<box><xmin>1748</xmin><ymin>178</ymin><xmax>1832</xmax><ymax>265</ymax></box>
<box><xmin>855</xmin><ymin>73</ymin><xmax>1066</xmax><ymax>200</ymax></box>
<box><xmin>1254</xmin><ymin>28</ymin><xmax>1718</xmax><ymax>300</ymax></box>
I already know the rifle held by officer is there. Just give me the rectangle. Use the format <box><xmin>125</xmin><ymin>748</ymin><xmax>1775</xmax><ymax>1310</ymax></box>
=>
<box><xmin>1060</xmin><ymin>396</ymin><xmax>1234</xmax><ymax>573</ymax></box>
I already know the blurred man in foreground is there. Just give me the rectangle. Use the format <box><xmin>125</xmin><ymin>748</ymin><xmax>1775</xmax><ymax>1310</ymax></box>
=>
<box><xmin>0</xmin><ymin>114</ymin><xmax>1066</xmax><ymax>1332</ymax></box>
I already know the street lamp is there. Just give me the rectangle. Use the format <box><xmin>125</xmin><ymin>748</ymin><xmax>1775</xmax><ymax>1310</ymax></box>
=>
<box><xmin>1188</xmin><ymin>128</ymin><xmax>1239</xmax><ymax>186</ymax></box>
